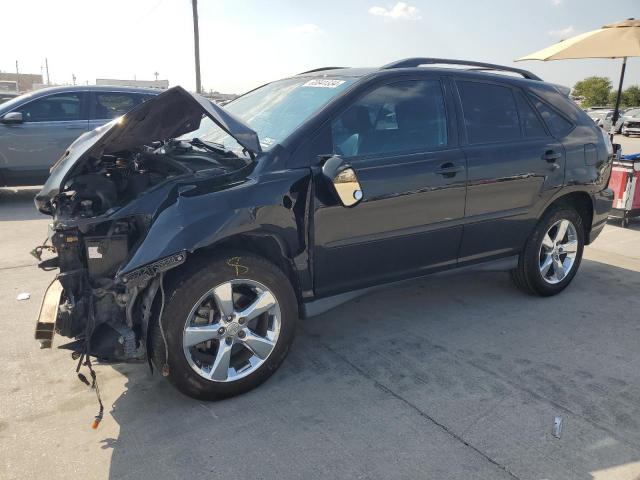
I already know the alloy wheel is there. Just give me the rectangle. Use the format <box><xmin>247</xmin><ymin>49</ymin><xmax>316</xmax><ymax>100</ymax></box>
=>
<box><xmin>538</xmin><ymin>219</ymin><xmax>579</xmax><ymax>285</ymax></box>
<box><xmin>182</xmin><ymin>279</ymin><xmax>281</xmax><ymax>382</ymax></box>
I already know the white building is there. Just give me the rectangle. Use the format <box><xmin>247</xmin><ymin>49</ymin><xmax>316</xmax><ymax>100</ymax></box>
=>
<box><xmin>96</xmin><ymin>78</ymin><xmax>169</xmax><ymax>89</ymax></box>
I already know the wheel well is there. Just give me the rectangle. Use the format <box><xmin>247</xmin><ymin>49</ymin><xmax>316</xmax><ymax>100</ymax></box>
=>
<box><xmin>170</xmin><ymin>234</ymin><xmax>303</xmax><ymax>303</ymax></box>
<box><xmin>545</xmin><ymin>192</ymin><xmax>594</xmax><ymax>243</ymax></box>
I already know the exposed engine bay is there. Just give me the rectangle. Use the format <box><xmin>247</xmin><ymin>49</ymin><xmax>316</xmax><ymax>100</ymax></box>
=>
<box><xmin>56</xmin><ymin>139</ymin><xmax>244</xmax><ymax>219</ymax></box>
<box><xmin>36</xmin><ymin>138</ymin><xmax>250</xmax><ymax>362</ymax></box>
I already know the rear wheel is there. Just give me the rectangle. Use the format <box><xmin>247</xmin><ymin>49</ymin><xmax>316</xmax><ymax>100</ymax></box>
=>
<box><xmin>151</xmin><ymin>253</ymin><xmax>297</xmax><ymax>400</ymax></box>
<box><xmin>511</xmin><ymin>205</ymin><xmax>584</xmax><ymax>296</ymax></box>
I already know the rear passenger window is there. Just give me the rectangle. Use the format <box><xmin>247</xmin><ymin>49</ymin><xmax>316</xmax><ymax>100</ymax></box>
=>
<box><xmin>331</xmin><ymin>80</ymin><xmax>447</xmax><ymax>157</ymax></box>
<box><xmin>529</xmin><ymin>95</ymin><xmax>574</xmax><ymax>137</ymax></box>
<box><xmin>515</xmin><ymin>91</ymin><xmax>547</xmax><ymax>138</ymax></box>
<box><xmin>457</xmin><ymin>81</ymin><xmax>520</xmax><ymax>144</ymax></box>
<box><xmin>92</xmin><ymin>92</ymin><xmax>146</xmax><ymax>119</ymax></box>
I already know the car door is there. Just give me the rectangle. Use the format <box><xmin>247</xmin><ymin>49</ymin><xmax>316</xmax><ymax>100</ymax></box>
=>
<box><xmin>312</xmin><ymin>76</ymin><xmax>467</xmax><ymax>297</ymax></box>
<box><xmin>0</xmin><ymin>91</ymin><xmax>89</xmax><ymax>185</ymax></box>
<box><xmin>453</xmin><ymin>79</ymin><xmax>566</xmax><ymax>262</ymax></box>
<box><xmin>88</xmin><ymin>91</ymin><xmax>153</xmax><ymax>130</ymax></box>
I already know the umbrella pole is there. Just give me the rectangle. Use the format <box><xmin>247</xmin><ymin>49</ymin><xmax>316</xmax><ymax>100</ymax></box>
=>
<box><xmin>611</xmin><ymin>57</ymin><xmax>627</xmax><ymax>133</ymax></box>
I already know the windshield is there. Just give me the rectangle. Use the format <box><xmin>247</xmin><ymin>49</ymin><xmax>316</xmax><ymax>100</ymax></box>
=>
<box><xmin>184</xmin><ymin>77</ymin><xmax>355</xmax><ymax>154</ymax></box>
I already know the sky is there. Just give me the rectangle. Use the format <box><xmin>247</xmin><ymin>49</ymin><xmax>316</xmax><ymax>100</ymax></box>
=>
<box><xmin>1</xmin><ymin>0</ymin><xmax>639</xmax><ymax>95</ymax></box>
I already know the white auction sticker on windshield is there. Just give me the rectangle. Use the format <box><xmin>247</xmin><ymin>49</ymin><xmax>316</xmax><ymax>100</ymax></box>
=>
<box><xmin>302</xmin><ymin>79</ymin><xmax>345</xmax><ymax>88</ymax></box>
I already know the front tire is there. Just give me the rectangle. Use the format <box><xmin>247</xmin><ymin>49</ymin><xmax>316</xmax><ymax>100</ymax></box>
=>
<box><xmin>511</xmin><ymin>205</ymin><xmax>584</xmax><ymax>296</ymax></box>
<box><xmin>151</xmin><ymin>252</ymin><xmax>297</xmax><ymax>400</ymax></box>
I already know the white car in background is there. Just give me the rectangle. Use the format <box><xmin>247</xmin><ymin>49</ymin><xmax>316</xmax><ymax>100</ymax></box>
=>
<box><xmin>621</xmin><ymin>107</ymin><xmax>640</xmax><ymax>136</ymax></box>
<box><xmin>586</xmin><ymin>108</ymin><xmax>625</xmax><ymax>134</ymax></box>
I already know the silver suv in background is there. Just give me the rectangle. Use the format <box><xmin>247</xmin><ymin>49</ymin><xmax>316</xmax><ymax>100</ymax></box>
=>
<box><xmin>0</xmin><ymin>86</ymin><xmax>159</xmax><ymax>187</ymax></box>
<box><xmin>621</xmin><ymin>107</ymin><xmax>640</xmax><ymax>136</ymax></box>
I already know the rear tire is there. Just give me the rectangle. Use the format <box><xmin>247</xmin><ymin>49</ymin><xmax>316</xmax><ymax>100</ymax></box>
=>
<box><xmin>150</xmin><ymin>252</ymin><xmax>297</xmax><ymax>400</ymax></box>
<box><xmin>511</xmin><ymin>205</ymin><xmax>584</xmax><ymax>296</ymax></box>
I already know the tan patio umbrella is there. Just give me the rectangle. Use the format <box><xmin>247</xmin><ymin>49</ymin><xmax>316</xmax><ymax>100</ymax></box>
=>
<box><xmin>516</xmin><ymin>18</ymin><xmax>640</xmax><ymax>127</ymax></box>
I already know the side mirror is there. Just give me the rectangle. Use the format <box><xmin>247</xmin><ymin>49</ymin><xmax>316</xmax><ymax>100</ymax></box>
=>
<box><xmin>1</xmin><ymin>112</ymin><xmax>23</xmax><ymax>124</ymax></box>
<box><xmin>321</xmin><ymin>155</ymin><xmax>363</xmax><ymax>207</ymax></box>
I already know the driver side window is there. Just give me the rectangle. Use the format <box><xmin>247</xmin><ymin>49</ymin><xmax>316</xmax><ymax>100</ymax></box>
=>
<box><xmin>331</xmin><ymin>79</ymin><xmax>447</xmax><ymax>157</ymax></box>
<box><xmin>16</xmin><ymin>92</ymin><xmax>84</xmax><ymax>122</ymax></box>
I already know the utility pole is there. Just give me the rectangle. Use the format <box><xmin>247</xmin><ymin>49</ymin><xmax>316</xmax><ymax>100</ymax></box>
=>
<box><xmin>192</xmin><ymin>0</ymin><xmax>202</xmax><ymax>93</ymax></box>
<box><xmin>45</xmin><ymin>58</ymin><xmax>50</xmax><ymax>85</ymax></box>
<box><xmin>154</xmin><ymin>71</ymin><xmax>159</xmax><ymax>81</ymax></box>
<box><xmin>15</xmin><ymin>60</ymin><xmax>19</xmax><ymax>92</ymax></box>
<box><xmin>72</xmin><ymin>74</ymin><xmax>76</xmax><ymax>85</ymax></box>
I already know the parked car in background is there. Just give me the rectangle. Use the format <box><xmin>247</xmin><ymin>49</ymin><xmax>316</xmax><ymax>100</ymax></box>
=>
<box><xmin>34</xmin><ymin>58</ymin><xmax>614</xmax><ymax>400</ymax></box>
<box><xmin>586</xmin><ymin>108</ymin><xmax>624</xmax><ymax>133</ymax></box>
<box><xmin>0</xmin><ymin>86</ymin><xmax>159</xmax><ymax>187</ymax></box>
<box><xmin>621</xmin><ymin>107</ymin><xmax>640</xmax><ymax>136</ymax></box>
<box><xmin>586</xmin><ymin>108</ymin><xmax>609</xmax><ymax>127</ymax></box>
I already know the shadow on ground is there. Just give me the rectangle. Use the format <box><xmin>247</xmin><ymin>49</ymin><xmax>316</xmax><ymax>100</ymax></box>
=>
<box><xmin>101</xmin><ymin>258</ymin><xmax>640</xmax><ymax>480</ymax></box>
<box><xmin>606</xmin><ymin>216</ymin><xmax>640</xmax><ymax>231</ymax></box>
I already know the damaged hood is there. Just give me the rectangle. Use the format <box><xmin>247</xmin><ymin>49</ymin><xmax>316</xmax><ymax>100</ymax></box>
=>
<box><xmin>97</xmin><ymin>86</ymin><xmax>262</xmax><ymax>155</ymax></box>
<box><xmin>35</xmin><ymin>86</ymin><xmax>261</xmax><ymax>213</ymax></box>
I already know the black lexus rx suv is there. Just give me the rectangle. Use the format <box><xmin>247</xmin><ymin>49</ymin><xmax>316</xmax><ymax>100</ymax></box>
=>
<box><xmin>34</xmin><ymin>58</ymin><xmax>614</xmax><ymax>400</ymax></box>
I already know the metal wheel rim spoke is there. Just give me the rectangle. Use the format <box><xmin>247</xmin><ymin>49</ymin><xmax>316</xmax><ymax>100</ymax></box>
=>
<box><xmin>182</xmin><ymin>279</ymin><xmax>281</xmax><ymax>383</ymax></box>
<box><xmin>240</xmin><ymin>331</ymin><xmax>275</xmax><ymax>359</ymax></box>
<box><xmin>212</xmin><ymin>282</ymin><xmax>234</xmax><ymax>318</ymax></box>
<box><xmin>209</xmin><ymin>341</ymin><xmax>233</xmax><ymax>381</ymax></box>
<box><xmin>184</xmin><ymin>323</ymin><xmax>223</xmax><ymax>347</ymax></box>
<box><xmin>538</xmin><ymin>219</ymin><xmax>578</xmax><ymax>285</ymax></box>
<box><xmin>541</xmin><ymin>233</ymin><xmax>554</xmax><ymax>251</ymax></box>
<box><xmin>237</xmin><ymin>291</ymin><xmax>277</xmax><ymax>322</ymax></box>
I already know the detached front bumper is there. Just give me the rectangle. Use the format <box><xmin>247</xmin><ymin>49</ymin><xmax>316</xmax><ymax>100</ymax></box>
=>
<box><xmin>588</xmin><ymin>187</ymin><xmax>614</xmax><ymax>244</ymax></box>
<box><xmin>34</xmin><ymin>279</ymin><xmax>64</xmax><ymax>348</ymax></box>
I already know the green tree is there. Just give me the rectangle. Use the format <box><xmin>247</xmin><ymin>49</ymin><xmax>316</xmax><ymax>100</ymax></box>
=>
<box><xmin>623</xmin><ymin>85</ymin><xmax>640</xmax><ymax>107</ymax></box>
<box><xmin>609</xmin><ymin>89</ymin><xmax>622</xmax><ymax>107</ymax></box>
<box><xmin>607</xmin><ymin>85</ymin><xmax>640</xmax><ymax>108</ymax></box>
<box><xmin>572</xmin><ymin>76</ymin><xmax>612</xmax><ymax>108</ymax></box>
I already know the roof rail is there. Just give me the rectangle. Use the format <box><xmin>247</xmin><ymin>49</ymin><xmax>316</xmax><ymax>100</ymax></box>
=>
<box><xmin>381</xmin><ymin>58</ymin><xmax>542</xmax><ymax>81</ymax></box>
<box><xmin>297</xmin><ymin>66</ymin><xmax>347</xmax><ymax>75</ymax></box>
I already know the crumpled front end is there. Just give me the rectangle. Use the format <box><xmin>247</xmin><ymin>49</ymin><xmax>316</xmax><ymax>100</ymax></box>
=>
<box><xmin>32</xmin><ymin>86</ymin><xmax>260</xmax><ymax>363</ymax></box>
<box><xmin>35</xmin><ymin>213</ymin><xmax>187</xmax><ymax>361</ymax></box>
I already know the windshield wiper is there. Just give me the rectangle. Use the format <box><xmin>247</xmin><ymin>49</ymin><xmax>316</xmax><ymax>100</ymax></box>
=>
<box><xmin>190</xmin><ymin>137</ymin><xmax>228</xmax><ymax>154</ymax></box>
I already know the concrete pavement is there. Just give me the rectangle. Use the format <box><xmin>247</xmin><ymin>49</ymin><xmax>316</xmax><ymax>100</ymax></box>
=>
<box><xmin>1</xmin><ymin>138</ymin><xmax>640</xmax><ymax>479</ymax></box>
